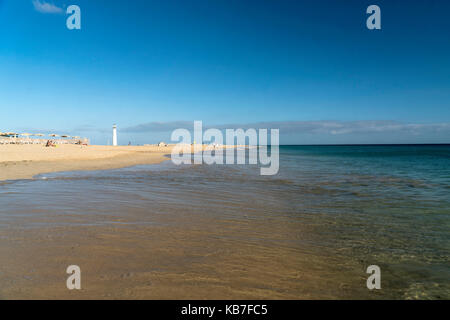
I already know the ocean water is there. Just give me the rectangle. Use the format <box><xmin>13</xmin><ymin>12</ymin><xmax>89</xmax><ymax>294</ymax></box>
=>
<box><xmin>0</xmin><ymin>145</ymin><xmax>449</xmax><ymax>299</ymax></box>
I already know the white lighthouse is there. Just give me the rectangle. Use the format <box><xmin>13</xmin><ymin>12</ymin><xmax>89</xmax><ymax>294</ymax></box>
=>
<box><xmin>112</xmin><ymin>124</ymin><xmax>117</xmax><ymax>146</ymax></box>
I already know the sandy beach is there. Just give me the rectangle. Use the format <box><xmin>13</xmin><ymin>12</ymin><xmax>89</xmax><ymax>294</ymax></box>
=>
<box><xmin>0</xmin><ymin>144</ymin><xmax>232</xmax><ymax>181</ymax></box>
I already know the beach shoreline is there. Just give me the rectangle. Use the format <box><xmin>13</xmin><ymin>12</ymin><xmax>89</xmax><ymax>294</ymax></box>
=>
<box><xmin>0</xmin><ymin>144</ymin><xmax>237</xmax><ymax>182</ymax></box>
<box><xmin>1</xmin><ymin>145</ymin><xmax>448</xmax><ymax>299</ymax></box>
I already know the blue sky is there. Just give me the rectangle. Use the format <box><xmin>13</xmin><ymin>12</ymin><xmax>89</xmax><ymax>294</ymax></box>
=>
<box><xmin>0</xmin><ymin>0</ymin><xmax>449</xmax><ymax>144</ymax></box>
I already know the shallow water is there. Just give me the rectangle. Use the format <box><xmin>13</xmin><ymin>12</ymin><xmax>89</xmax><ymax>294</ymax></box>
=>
<box><xmin>0</xmin><ymin>145</ymin><xmax>449</xmax><ymax>299</ymax></box>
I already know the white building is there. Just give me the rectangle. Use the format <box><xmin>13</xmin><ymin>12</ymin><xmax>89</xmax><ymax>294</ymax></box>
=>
<box><xmin>112</xmin><ymin>124</ymin><xmax>117</xmax><ymax>146</ymax></box>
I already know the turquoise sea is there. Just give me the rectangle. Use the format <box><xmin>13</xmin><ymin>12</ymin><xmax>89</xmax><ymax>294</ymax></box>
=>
<box><xmin>275</xmin><ymin>145</ymin><xmax>450</xmax><ymax>298</ymax></box>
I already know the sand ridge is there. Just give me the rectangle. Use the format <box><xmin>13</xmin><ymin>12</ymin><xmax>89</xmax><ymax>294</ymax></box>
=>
<box><xmin>0</xmin><ymin>144</ymin><xmax>235</xmax><ymax>181</ymax></box>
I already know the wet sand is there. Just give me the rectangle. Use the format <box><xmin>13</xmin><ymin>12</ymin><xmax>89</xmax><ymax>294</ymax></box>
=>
<box><xmin>0</xmin><ymin>161</ymin><xmax>377</xmax><ymax>300</ymax></box>
<box><xmin>0</xmin><ymin>202</ymin><xmax>371</xmax><ymax>299</ymax></box>
<box><xmin>0</xmin><ymin>144</ymin><xmax>398</xmax><ymax>300</ymax></box>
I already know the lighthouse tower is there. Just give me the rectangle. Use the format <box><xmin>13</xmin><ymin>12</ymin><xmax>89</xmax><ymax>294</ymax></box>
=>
<box><xmin>112</xmin><ymin>124</ymin><xmax>117</xmax><ymax>146</ymax></box>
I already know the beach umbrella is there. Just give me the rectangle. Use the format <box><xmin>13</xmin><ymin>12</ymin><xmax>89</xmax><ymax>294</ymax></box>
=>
<box><xmin>34</xmin><ymin>133</ymin><xmax>45</xmax><ymax>137</ymax></box>
<box><xmin>61</xmin><ymin>135</ymin><xmax>70</xmax><ymax>138</ymax></box>
<box><xmin>49</xmin><ymin>134</ymin><xmax>60</xmax><ymax>137</ymax></box>
<box><xmin>21</xmin><ymin>133</ymin><xmax>32</xmax><ymax>136</ymax></box>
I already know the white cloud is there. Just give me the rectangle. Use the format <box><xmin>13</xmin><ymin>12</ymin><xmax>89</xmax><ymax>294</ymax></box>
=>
<box><xmin>32</xmin><ymin>0</ymin><xmax>63</xmax><ymax>14</ymax></box>
<box><xmin>122</xmin><ymin>120</ymin><xmax>450</xmax><ymax>136</ymax></box>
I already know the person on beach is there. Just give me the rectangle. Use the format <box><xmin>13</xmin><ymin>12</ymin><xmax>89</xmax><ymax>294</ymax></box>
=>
<box><xmin>45</xmin><ymin>140</ymin><xmax>55</xmax><ymax>147</ymax></box>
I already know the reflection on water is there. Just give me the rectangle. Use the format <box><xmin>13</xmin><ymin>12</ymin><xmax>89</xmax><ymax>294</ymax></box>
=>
<box><xmin>0</xmin><ymin>145</ymin><xmax>449</xmax><ymax>299</ymax></box>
